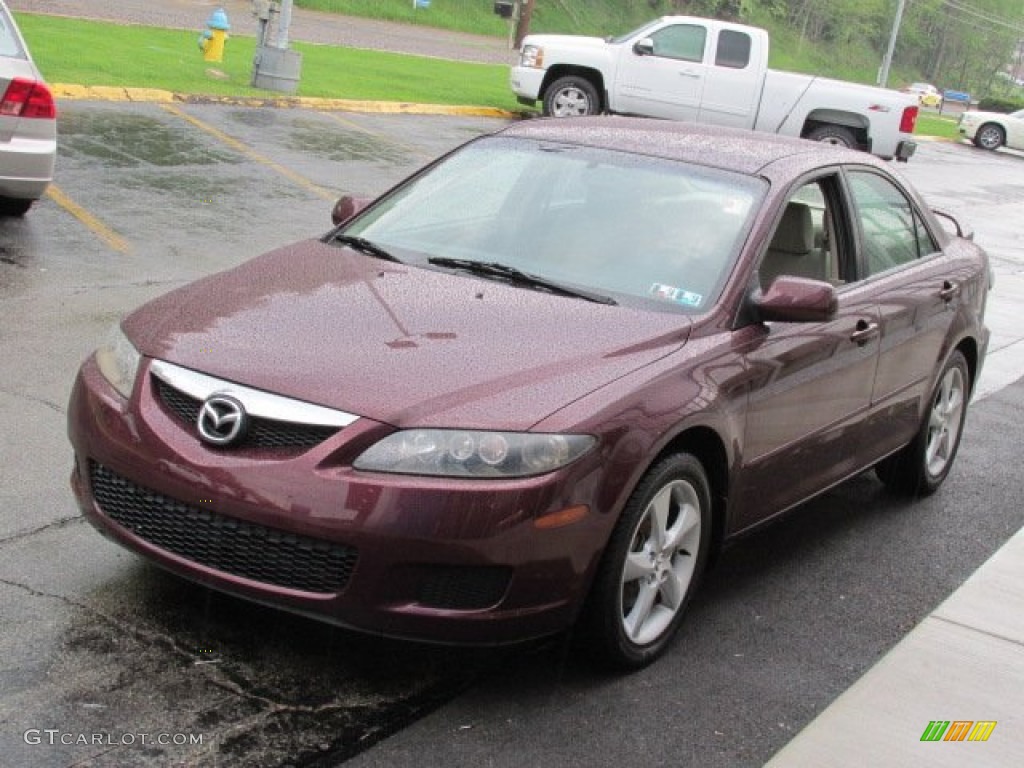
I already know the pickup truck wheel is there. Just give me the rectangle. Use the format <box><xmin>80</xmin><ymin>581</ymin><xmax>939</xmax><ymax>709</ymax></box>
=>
<box><xmin>543</xmin><ymin>76</ymin><xmax>600</xmax><ymax>118</ymax></box>
<box><xmin>805</xmin><ymin>125</ymin><xmax>857</xmax><ymax>148</ymax></box>
<box><xmin>973</xmin><ymin>124</ymin><xmax>1005</xmax><ymax>150</ymax></box>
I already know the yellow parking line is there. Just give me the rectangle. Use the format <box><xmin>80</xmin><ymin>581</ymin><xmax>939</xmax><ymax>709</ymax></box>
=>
<box><xmin>160</xmin><ymin>104</ymin><xmax>336</xmax><ymax>201</ymax></box>
<box><xmin>45</xmin><ymin>184</ymin><xmax>131</xmax><ymax>255</ymax></box>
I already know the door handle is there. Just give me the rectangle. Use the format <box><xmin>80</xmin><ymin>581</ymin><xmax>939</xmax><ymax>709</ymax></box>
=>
<box><xmin>850</xmin><ymin>320</ymin><xmax>880</xmax><ymax>346</ymax></box>
<box><xmin>938</xmin><ymin>280</ymin><xmax>961</xmax><ymax>302</ymax></box>
<box><xmin>679</xmin><ymin>69</ymin><xmax>702</xmax><ymax>78</ymax></box>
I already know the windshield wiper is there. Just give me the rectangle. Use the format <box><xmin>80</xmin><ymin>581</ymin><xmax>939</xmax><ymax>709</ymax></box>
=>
<box><xmin>428</xmin><ymin>257</ymin><xmax>616</xmax><ymax>305</ymax></box>
<box><xmin>331</xmin><ymin>234</ymin><xmax>403</xmax><ymax>263</ymax></box>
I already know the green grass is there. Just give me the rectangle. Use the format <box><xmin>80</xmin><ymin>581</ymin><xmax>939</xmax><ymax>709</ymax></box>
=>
<box><xmin>16</xmin><ymin>14</ymin><xmax>521</xmax><ymax>110</ymax></box>
<box><xmin>915</xmin><ymin>113</ymin><xmax>961</xmax><ymax>141</ymax></box>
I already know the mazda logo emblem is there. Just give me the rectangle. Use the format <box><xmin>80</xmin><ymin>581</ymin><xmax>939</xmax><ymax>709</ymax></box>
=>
<box><xmin>197</xmin><ymin>395</ymin><xmax>247</xmax><ymax>446</ymax></box>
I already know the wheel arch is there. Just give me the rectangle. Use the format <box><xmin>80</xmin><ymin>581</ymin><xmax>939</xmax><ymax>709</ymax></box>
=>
<box><xmin>954</xmin><ymin>335</ymin><xmax>981</xmax><ymax>397</ymax></box>
<box><xmin>650</xmin><ymin>425</ymin><xmax>730</xmax><ymax>564</ymax></box>
<box><xmin>801</xmin><ymin>110</ymin><xmax>870</xmax><ymax>147</ymax></box>
<box><xmin>541</xmin><ymin>66</ymin><xmax>606</xmax><ymax>110</ymax></box>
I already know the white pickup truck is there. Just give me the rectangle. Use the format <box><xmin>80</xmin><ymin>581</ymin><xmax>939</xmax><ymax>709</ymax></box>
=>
<box><xmin>510</xmin><ymin>16</ymin><xmax>919</xmax><ymax>161</ymax></box>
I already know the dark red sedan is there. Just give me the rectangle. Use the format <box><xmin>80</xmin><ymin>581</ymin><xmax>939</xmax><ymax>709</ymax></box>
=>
<box><xmin>68</xmin><ymin>118</ymin><xmax>990</xmax><ymax>669</ymax></box>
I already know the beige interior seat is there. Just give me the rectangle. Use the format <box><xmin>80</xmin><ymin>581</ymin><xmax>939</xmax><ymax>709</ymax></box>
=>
<box><xmin>759</xmin><ymin>201</ymin><xmax>826</xmax><ymax>289</ymax></box>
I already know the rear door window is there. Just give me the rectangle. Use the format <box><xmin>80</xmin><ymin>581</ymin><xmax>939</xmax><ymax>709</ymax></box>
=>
<box><xmin>715</xmin><ymin>30</ymin><xmax>751</xmax><ymax>69</ymax></box>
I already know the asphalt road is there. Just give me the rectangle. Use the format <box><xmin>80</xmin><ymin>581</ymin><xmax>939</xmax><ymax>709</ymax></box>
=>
<box><xmin>1</xmin><ymin>103</ymin><xmax>1022</xmax><ymax>767</ymax></box>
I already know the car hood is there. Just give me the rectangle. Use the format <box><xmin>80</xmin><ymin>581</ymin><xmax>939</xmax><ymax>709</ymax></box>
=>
<box><xmin>124</xmin><ymin>240</ymin><xmax>691</xmax><ymax>430</ymax></box>
<box><xmin>523</xmin><ymin>34</ymin><xmax>607</xmax><ymax>50</ymax></box>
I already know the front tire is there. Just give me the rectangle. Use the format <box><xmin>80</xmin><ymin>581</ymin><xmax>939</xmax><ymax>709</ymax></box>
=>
<box><xmin>973</xmin><ymin>123</ymin><xmax>1005</xmax><ymax>151</ymax></box>
<box><xmin>805</xmin><ymin>124</ymin><xmax>857</xmax><ymax>148</ymax></box>
<box><xmin>581</xmin><ymin>453</ymin><xmax>711</xmax><ymax>670</ymax></box>
<box><xmin>542</xmin><ymin>76</ymin><xmax>600</xmax><ymax>118</ymax></box>
<box><xmin>876</xmin><ymin>350</ymin><xmax>970</xmax><ymax>496</ymax></box>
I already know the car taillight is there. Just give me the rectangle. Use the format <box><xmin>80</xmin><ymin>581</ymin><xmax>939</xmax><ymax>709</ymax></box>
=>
<box><xmin>0</xmin><ymin>77</ymin><xmax>56</xmax><ymax>119</ymax></box>
<box><xmin>899</xmin><ymin>105</ymin><xmax>919</xmax><ymax>133</ymax></box>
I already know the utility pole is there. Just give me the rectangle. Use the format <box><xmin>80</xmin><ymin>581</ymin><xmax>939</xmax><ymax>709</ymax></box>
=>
<box><xmin>877</xmin><ymin>0</ymin><xmax>907</xmax><ymax>88</ymax></box>
<box><xmin>277</xmin><ymin>0</ymin><xmax>293</xmax><ymax>48</ymax></box>
<box><xmin>251</xmin><ymin>0</ymin><xmax>303</xmax><ymax>93</ymax></box>
<box><xmin>514</xmin><ymin>0</ymin><xmax>534</xmax><ymax>50</ymax></box>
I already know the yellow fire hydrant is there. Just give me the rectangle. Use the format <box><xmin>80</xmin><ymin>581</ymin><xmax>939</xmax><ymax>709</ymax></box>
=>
<box><xmin>198</xmin><ymin>8</ymin><xmax>231</xmax><ymax>63</ymax></box>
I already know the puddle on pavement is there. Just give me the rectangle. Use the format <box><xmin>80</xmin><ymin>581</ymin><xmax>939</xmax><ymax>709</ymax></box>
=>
<box><xmin>228</xmin><ymin>109</ymin><xmax>279</xmax><ymax>129</ymax></box>
<box><xmin>116</xmin><ymin>171</ymin><xmax>309</xmax><ymax>203</ymax></box>
<box><xmin>38</xmin><ymin>564</ymin><xmax>502</xmax><ymax>766</ymax></box>
<box><xmin>59</xmin><ymin>112</ymin><xmax>240</xmax><ymax>168</ymax></box>
<box><xmin>228</xmin><ymin>109</ymin><xmax>411</xmax><ymax>165</ymax></box>
<box><xmin>290</xmin><ymin>121</ymin><xmax>412</xmax><ymax>165</ymax></box>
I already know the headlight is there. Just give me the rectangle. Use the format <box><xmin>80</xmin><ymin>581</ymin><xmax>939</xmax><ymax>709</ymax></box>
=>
<box><xmin>354</xmin><ymin>429</ymin><xmax>595</xmax><ymax>478</ymax></box>
<box><xmin>519</xmin><ymin>45</ymin><xmax>544</xmax><ymax>68</ymax></box>
<box><xmin>95</xmin><ymin>324</ymin><xmax>141</xmax><ymax>399</ymax></box>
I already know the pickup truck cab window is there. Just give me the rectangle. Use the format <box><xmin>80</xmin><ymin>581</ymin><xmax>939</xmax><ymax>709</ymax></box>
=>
<box><xmin>649</xmin><ymin>24</ymin><xmax>707</xmax><ymax>62</ymax></box>
<box><xmin>847</xmin><ymin>171</ymin><xmax>938</xmax><ymax>276</ymax></box>
<box><xmin>715</xmin><ymin>30</ymin><xmax>752</xmax><ymax>69</ymax></box>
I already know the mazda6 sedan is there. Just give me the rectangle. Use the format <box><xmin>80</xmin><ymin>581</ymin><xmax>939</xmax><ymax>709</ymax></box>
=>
<box><xmin>69</xmin><ymin>118</ymin><xmax>990</xmax><ymax>669</ymax></box>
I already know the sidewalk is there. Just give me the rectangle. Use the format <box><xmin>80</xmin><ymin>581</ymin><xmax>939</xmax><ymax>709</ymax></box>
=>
<box><xmin>14</xmin><ymin>2</ymin><xmax>1024</xmax><ymax>765</ymax></box>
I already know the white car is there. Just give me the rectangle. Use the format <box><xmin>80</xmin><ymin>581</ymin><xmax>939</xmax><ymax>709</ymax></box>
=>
<box><xmin>0</xmin><ymin>0</ymin><xmax>56</xmax><ymax>216</ymax></box>
<box><xmin>958</xmin><ymin>108</ymin><xmax>1024</xmax><ymax>151</ymax></box>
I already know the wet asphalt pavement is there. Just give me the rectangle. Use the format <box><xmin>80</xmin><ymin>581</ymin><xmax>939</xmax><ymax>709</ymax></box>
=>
<box><xmin>1</xmin><ymin>102</ymin><xmax>1022</xmax><ymax>767</ymax></box>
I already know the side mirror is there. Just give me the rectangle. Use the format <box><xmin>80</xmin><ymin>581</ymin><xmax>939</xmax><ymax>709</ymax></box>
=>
<box><xmin>752</xmin><ymin>276</ymin><xmax>838</xmax><ymax>323</ymax></box>
<box><xmin>332</xmin><ymin>195</ymin><xmax>372</xmax><ymax>227</ymax></box>
<box><xmin>633</xmin><ymin>37</ymin><xmax>655</xmax><ymax>56</ymax></box>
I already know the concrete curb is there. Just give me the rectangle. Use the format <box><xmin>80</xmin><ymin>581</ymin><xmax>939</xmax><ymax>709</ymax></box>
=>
<box><xmin>51</xmin><ymin>83</ymin><xmax>522</xmax><ymax>119</ymax></box>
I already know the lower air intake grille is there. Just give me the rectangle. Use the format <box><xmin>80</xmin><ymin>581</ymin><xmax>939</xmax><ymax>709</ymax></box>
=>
<box><xmin>90</xmin><ymin>462</ymin><xmax>357</xmax><ymax>594</ymax></box>
<box><xmin>415</xmin><ymin>565</ymin><xmax>512</xmax><ymax>610</ymax></box>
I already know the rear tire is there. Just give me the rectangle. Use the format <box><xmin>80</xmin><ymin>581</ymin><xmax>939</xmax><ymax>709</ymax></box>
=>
<box><xmin>580</xmin><ymin>453</ymin><xmax>711</xmax><ymax>670</ymax></box>
<box><xmin>542</xmin><ymin>76</ymin><xmax>600</xmax><ymax>118</ymax></box>
<box><xmin>0</xmin><ymin>197</ymin><xmax>33</xmax><ymax>217</ymax></box>
<box><xmin>973</xmin><ymin>123</ymin><xmax>1005</xmax><ymax>151</ymax></box>
<box><xmin>805</xmin><ymin>124</ymin><xmax>857</xmax><ymax>149</ymax></box>
<box><xmin>876</xmin><ymin>350</ymin><xmax>969</xmax><ymax>497</ymax></box>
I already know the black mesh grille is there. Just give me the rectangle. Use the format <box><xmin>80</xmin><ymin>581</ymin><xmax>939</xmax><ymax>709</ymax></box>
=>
<box><xmin>90</xmin><ymin>462</ymin><xmax>358</xmax><ymax>594</ymax></box>
<box><xmin>415</xmin><ymin>566</ymin><xmax>512</xmax><ymax>610</ymax></box>
<box><xmin>152</xmin><ymin>376</ymin><xmax>341</xmax><ymax>450</ymax></box>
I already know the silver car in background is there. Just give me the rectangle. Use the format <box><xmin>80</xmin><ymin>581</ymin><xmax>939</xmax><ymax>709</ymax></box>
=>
<box><xmin>0</xmin><ymin>0</ymin><xmax>55</xmax><ymax>216</ymax></box>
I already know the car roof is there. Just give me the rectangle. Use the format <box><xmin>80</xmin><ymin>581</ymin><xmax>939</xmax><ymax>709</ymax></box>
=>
<box><xmin>496</xmin><ymin>116</ymin><xmax>874</xmax><ymax>178</ymax></box>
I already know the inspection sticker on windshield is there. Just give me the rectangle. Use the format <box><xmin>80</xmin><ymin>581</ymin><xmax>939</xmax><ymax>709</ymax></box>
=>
<box><xmin>650</xmin><ymin>283</ymin><xmax>703</xmax><ymax>307</ymax></box>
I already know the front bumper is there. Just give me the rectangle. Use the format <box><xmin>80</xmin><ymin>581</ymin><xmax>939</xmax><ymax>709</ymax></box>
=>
<box><xmin>68</xmin><ymin>356</ymin><xmax>609</xmax><ymax>645</ymax></box>
<box><xmin>510</xmin><ymin>65</ymin><xmax>546</xmax><ymax>104</ymax></box>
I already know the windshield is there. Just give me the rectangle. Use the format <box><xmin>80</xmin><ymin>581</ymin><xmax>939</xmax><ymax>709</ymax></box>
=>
<box><xmin>339</xmin><ymin>136</ymin><xmax>764</xmax><ymax>312</ymax></box>
<box><xmin>608</xmin><ymin>18</ymin><xmax>665</xmax><ymax>45</ymax></box>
